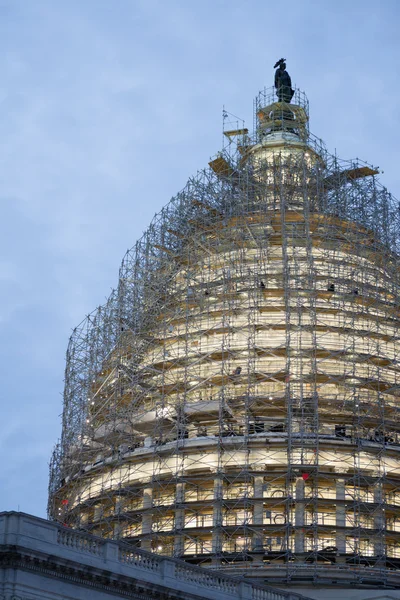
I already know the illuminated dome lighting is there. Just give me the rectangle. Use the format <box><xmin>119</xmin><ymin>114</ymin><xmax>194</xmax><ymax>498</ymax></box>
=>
<box><xmin>49</xmin><ymin>85</ymin><xmax>400</xmax><ymax>592</ymax></box>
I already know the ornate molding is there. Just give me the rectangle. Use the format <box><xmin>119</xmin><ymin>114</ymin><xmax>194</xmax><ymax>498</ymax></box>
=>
<box><xmin>0</xmin><ymin>547</ymin><xmax>180</xmax><ymax>600</ymax></box>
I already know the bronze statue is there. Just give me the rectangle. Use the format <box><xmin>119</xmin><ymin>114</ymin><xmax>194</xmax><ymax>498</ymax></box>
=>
<box><xmin>274</xmin><ymin>58</ymin><xmax>294</xmax><ymax>103</ymax></box>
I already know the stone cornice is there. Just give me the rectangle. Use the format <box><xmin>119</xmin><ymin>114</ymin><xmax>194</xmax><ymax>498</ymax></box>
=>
<box><xmin>0</xmin><ymin>512</ymin><xmax>313</xmax><ymax>600</ymax></box>
<box><xmin>0</xmin><ymin>545</ymin><xmax>195</xmax><ymax>599</ymax></box>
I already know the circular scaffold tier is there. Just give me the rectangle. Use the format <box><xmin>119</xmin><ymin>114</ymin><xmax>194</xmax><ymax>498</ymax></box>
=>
<box><xmin>49</xmin><ymin>88</ymin><xmax>400</xmax><ymax>590</ymax></box>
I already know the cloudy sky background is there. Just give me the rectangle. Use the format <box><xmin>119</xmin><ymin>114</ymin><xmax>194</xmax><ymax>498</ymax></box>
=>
<box><xmin>1</xmin><ymin>0</ymin><xmax>400</xmax><ymax>517</ymax></box>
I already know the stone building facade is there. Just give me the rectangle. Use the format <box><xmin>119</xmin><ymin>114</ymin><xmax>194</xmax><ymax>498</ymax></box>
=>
<box><xmin>0</xmin><ymin>512</ymin><xmax>310</xmax><ymax>600</ymax></box>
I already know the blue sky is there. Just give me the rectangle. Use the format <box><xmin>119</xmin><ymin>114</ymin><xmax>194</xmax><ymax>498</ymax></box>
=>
<box><xmin>1</xmin><ymin>0</ymin><xmax>400</xmax><ymax>518</ymax></box>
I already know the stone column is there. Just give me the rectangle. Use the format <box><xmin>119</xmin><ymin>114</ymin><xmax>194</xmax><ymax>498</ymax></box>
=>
<box><xmin>113</xmin><ymin>497</ymin><xmax>123</xmax><ymax>538</ymax></box>
<box><xmin>113</xmin><ymin>521</ymin><xmax>122</xmax><ymax>538</ymax></box>
<box><xmin>115</xmin><ymin>496</ymin><xmax>123</xmax><ymax>515</ymax></box>
<box><xmin>336</xmin><ymin>479</ymin><xmax>346</xmax><ymax>555</ymax></box>
<box><xmin>374</xmin><ymin>481</ymin><xmax>385</xmax><ymax>559</ymax></box>
<box><xmin>295</xmin><ymin>478</ymin><xmax>305</xmax><ymax>553</ymax></box>
<box><xmin>93</xmin><ymin>503</ymin><xmax>103</xmax><ymax>523</ymax></box>
<box><xmin>79</xmin><ymin>508</ymin><xmax>89</xmax><ymax>528</ymax></box>
<box><xmin>141</xmin><ymin>485</ymin><xmax>153</xmax><ymax>551</ymax></box>
<box><xmin>212</xmin><ymin>475</ymin><xmax>223</xmax><ymax>564</ymax></box>
<box><xmin>174</xmin><ymin>482</ymin><xmax>185</xmax><ymax>557</ymax></box>
<box><xmin>252</xmin><ymin>476</ymin><xmax>264</xmax><ymax>552</ymax></box>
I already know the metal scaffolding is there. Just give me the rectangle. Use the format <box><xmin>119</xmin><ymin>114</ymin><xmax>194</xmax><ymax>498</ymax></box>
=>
<box><xmin>49</xmin><ymin>86</ymin><xmax>400</xmax><ymax>589</ymax></box>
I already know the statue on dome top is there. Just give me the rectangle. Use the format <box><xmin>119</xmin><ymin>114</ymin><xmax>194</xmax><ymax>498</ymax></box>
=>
<box><xmin>274</xmin><ymin>58</ymin><xmax>294</xmax><ymax>103</ymax></box>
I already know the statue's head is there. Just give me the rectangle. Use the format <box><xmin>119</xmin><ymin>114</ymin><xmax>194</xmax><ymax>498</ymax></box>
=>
<box><xmin>273</xmin><ymin>57</ymin><xmax>286</xmax><ymax>70</ymax></box>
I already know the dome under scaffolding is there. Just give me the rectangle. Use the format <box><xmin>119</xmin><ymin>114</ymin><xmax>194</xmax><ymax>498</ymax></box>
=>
<box><xmin>49</xmin><ymin>85</ymin><xmax>400</xmax><ymax>590</ymax></box>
